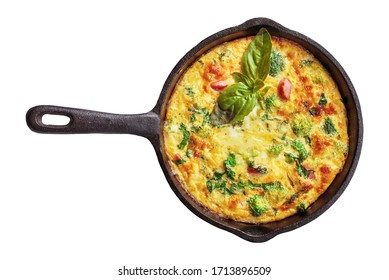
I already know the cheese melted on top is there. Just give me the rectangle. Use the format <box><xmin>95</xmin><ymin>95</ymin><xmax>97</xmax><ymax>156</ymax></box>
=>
<box><xmin>163</xmin><ymin>36</ymin><xmax>348</xmax><ymax>223</ymax></box>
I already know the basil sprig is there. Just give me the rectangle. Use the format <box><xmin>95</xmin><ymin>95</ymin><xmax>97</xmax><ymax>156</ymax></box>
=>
<box><xmin>210</xmin><ymin>28</ymin><xmax>272</xmax><ymax>125</ymax></box>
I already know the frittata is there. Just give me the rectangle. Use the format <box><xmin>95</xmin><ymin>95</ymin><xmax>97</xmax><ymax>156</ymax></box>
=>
<box><xmin>163</xmin><ymin>30</ymin><xmax>348</xmax><ymax>223</ymax></box>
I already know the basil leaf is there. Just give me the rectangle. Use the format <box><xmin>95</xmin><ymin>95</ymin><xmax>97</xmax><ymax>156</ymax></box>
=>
<box><xmin>209</xmin><ymin>102</ymin><xmax>235</xmax><ymax>126</ymax></box>
<box><xmin>210</xmin><ymin>28</ymin><xmax>272</xmax><ymax>126</ymax></box>
<box><xmin>214</xmin><ymin>82</ymin><xmax>258</xmax><ymax>123</ymax></box>
<box><xmin>241</xmin><ymin>28</ymin><xmax>272</xmax><ymax>83</ymax></box>
<box><xmin>217</xmin><ymin>83</ymin><xmax>249</xmax><ymax>111</ymax></box>
<box><xmin>231</xmin><ymin>72</ymin><xmax>253</xmax><ymax>88</ymax></box>
<box><xmin>252</xmin><ymin>79</ymin><xmax>265</xmax><ymax>93</ymax></box>
<box><xmin>231</xmin><ymin>92</ymin><xmax>258</xmax><ymax>123</ymax></box>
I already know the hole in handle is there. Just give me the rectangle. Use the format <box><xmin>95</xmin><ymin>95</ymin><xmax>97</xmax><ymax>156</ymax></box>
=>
<box><xmin>42</xmin><ymin>114</ymin><xmax>71</xmax><ymax>126</ymax></box>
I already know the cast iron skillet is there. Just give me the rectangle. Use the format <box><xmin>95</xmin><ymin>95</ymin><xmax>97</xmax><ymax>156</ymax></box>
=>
<box><xmin>26</xmin><ymin>18</ymin><xmax>363</xmax><ymax>242</ymax></box>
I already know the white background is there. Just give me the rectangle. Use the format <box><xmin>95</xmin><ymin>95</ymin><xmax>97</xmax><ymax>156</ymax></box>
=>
<box><xmin>0</xmin><ymin>1</ymin><xmax>387</xmax><ymax>279</ymax></box>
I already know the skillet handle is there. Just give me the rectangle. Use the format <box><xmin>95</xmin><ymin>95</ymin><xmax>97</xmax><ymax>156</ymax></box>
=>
<box><xmin>26</xmin><ymin>105</ymin><xmax>160</xmax><ymax>140</ymax></box>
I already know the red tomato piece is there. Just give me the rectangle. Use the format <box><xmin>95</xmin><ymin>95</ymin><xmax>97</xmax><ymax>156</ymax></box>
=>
<box><xmin>278</xmin><ymin>78</ymin><xmax>292</xmax><ymax>100</ymax></box>
<box><xmin>210</xmin><ymin>80</ymin><xmax>228</xmax><ymax>91</ymax></box>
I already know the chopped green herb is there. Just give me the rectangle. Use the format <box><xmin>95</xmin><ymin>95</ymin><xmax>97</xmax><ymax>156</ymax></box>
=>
<box><xmin>296</xmin><ymin>161</ymin><xmax>313</xmax><ymax>178</ymax></box>
<box><xmin>248</xmin><ymin>180</ymin><xmax>283</xmax><ymax>191</ymax></box>
<box><xmin>284</xmin><ymin>152</ymin><xmax>299</xmax><ymax>163</ymax></box>
<box><xmin>284</xmin><ymin>148</ymin><xmax>313</xmax><ymax>179</ymax></box>
<box><xmin>248</xmin><ymin>195</ymin><xmax>270</xmax><ymax>216</ymax></box>
<box><xmin>191</xmin><ymin>125</ymin><xmax>202</xmax><ymax>133</ymax></box>
<box><xmin>318</xmin><ymin>93</ymin><xmax>327</xmax><ymax>107</ymax></box>
<box><xmin>186</xmin><ymin>148</ymin><xmax>193</xmax><ymax>158</ymax></box>
<box><xmin>177</xmin><ymin>123</ymin><xmax>190</xmax><ymax>150</ymax></box>
<box><xmin>297</xmin><ymin>202</ymin><xmax>307</xmax><ymax>214</ymax></box>
<box><xmin>229</xmin><ymin>181</ymin><xmax>247</xmax><ymax>194</ymax></box>
<box><xmin>218</xmin><ymin>50</ymin><xmax>231</xmax><ymax>62</ymax></box>
<box><xmin>265</xmin><ymin>94</ymin><xmax>278</xmax><ymax>112</ymax></box>
<box><xmin>190</xmin><ymin>107</ymin><xmax>210</xmax><ymax>125</ymax></box>
<box><xmin>309</xmin><ymin>107</ymin><xmax>317</xmax><ymax>116</ymax></box>
<box><xmin>207</xmin><ymin>179</ymin><xmax>227</xmax><ymax>193</ymax></box>
<box><xmin>185</xmin><ymin>87</ymin><xmax>195</xmax><ymax>96</ymax></box>
<box><xmin>248</xmin><ymin>161</ymin><xmax>268</xmax><ymax>174</ymax></box>
<box><xmin>224</xmin><ymin>153</ymin><xmax>236</xmax><ymax>179</ymax></box>
<box><xmin>173</xmin><ymin>157</ymin><xmax>186</xmax><ymax>165</ymax></box>
<box><xmin>323</xmin><ymin>117</ymin><xmax>337</xmax><ymax>135</ymax></box>
<box><xmin>202</xmin><ymin>110</ymin><xmax>210</xmax><ymax>125</ymax></box>
<box><xmin>207</xmin><ymin>171</ymin><xmax>244</xmax><ymax>196</ymax></box>
<box><xmin>190</xmin><ymin>114</ymin><xmax>197</xmax><ymax>122</ymax></box>
<box><xmin>260</xmin><ymin>113</ymin><xmax>270</xmax><ymax>121</ymax></box>
<box><xmin>304</xmin><ymin>135</ymin><xmax>312</xmax><ymax>147</ymax></box>
<box><xmin>206</xmin><ymin>180</ymin><xmax>213</xmax><ymax>192</ymax></box>
<box><xmin>206</xmin><ymin>171</ymin><xmax>226</xmax><ymax>193</ymax></box>
<box><xmin>213</xmin><ymin>171</ymin><xmax>224</xmax><ymax>180</ymax></box>
<box><xmin>300</xmin><ymin>59</ymin><xmax>314</xmax><ymax>67</ymax></box>
<box><xmin>225</xmin><ymin>153</ymin><xmax>236</xmax><ymax>167</ymax></box>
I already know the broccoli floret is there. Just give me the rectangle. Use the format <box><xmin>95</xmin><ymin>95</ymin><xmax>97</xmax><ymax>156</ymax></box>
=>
<box><xmin>291</xmin><ymin>139</ymin><xmax>310</xmax><ymax>161</ymax></box>
<box><xmin>334</xmin><ymin>141</ymin><xmax>347</xmax><ymax>154</ymax></box>
<box><xmin>247</xmin><ymin>195</ymin><xmax>271</xmax><ymax>216</ymax></box>
<box><xmin>270</xmin><ymin>49</ymin><xmax>285</xmax><ymax>77</ymax></box>
<box><xmin>291</xmin><ymin>116</ymin><xmax>313</xmax><ymax>136</ymax></box>
<box><xmin>268</xmin><ymin>143</ymin><xmax>284</xmax><ymax>156</ymax></box>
